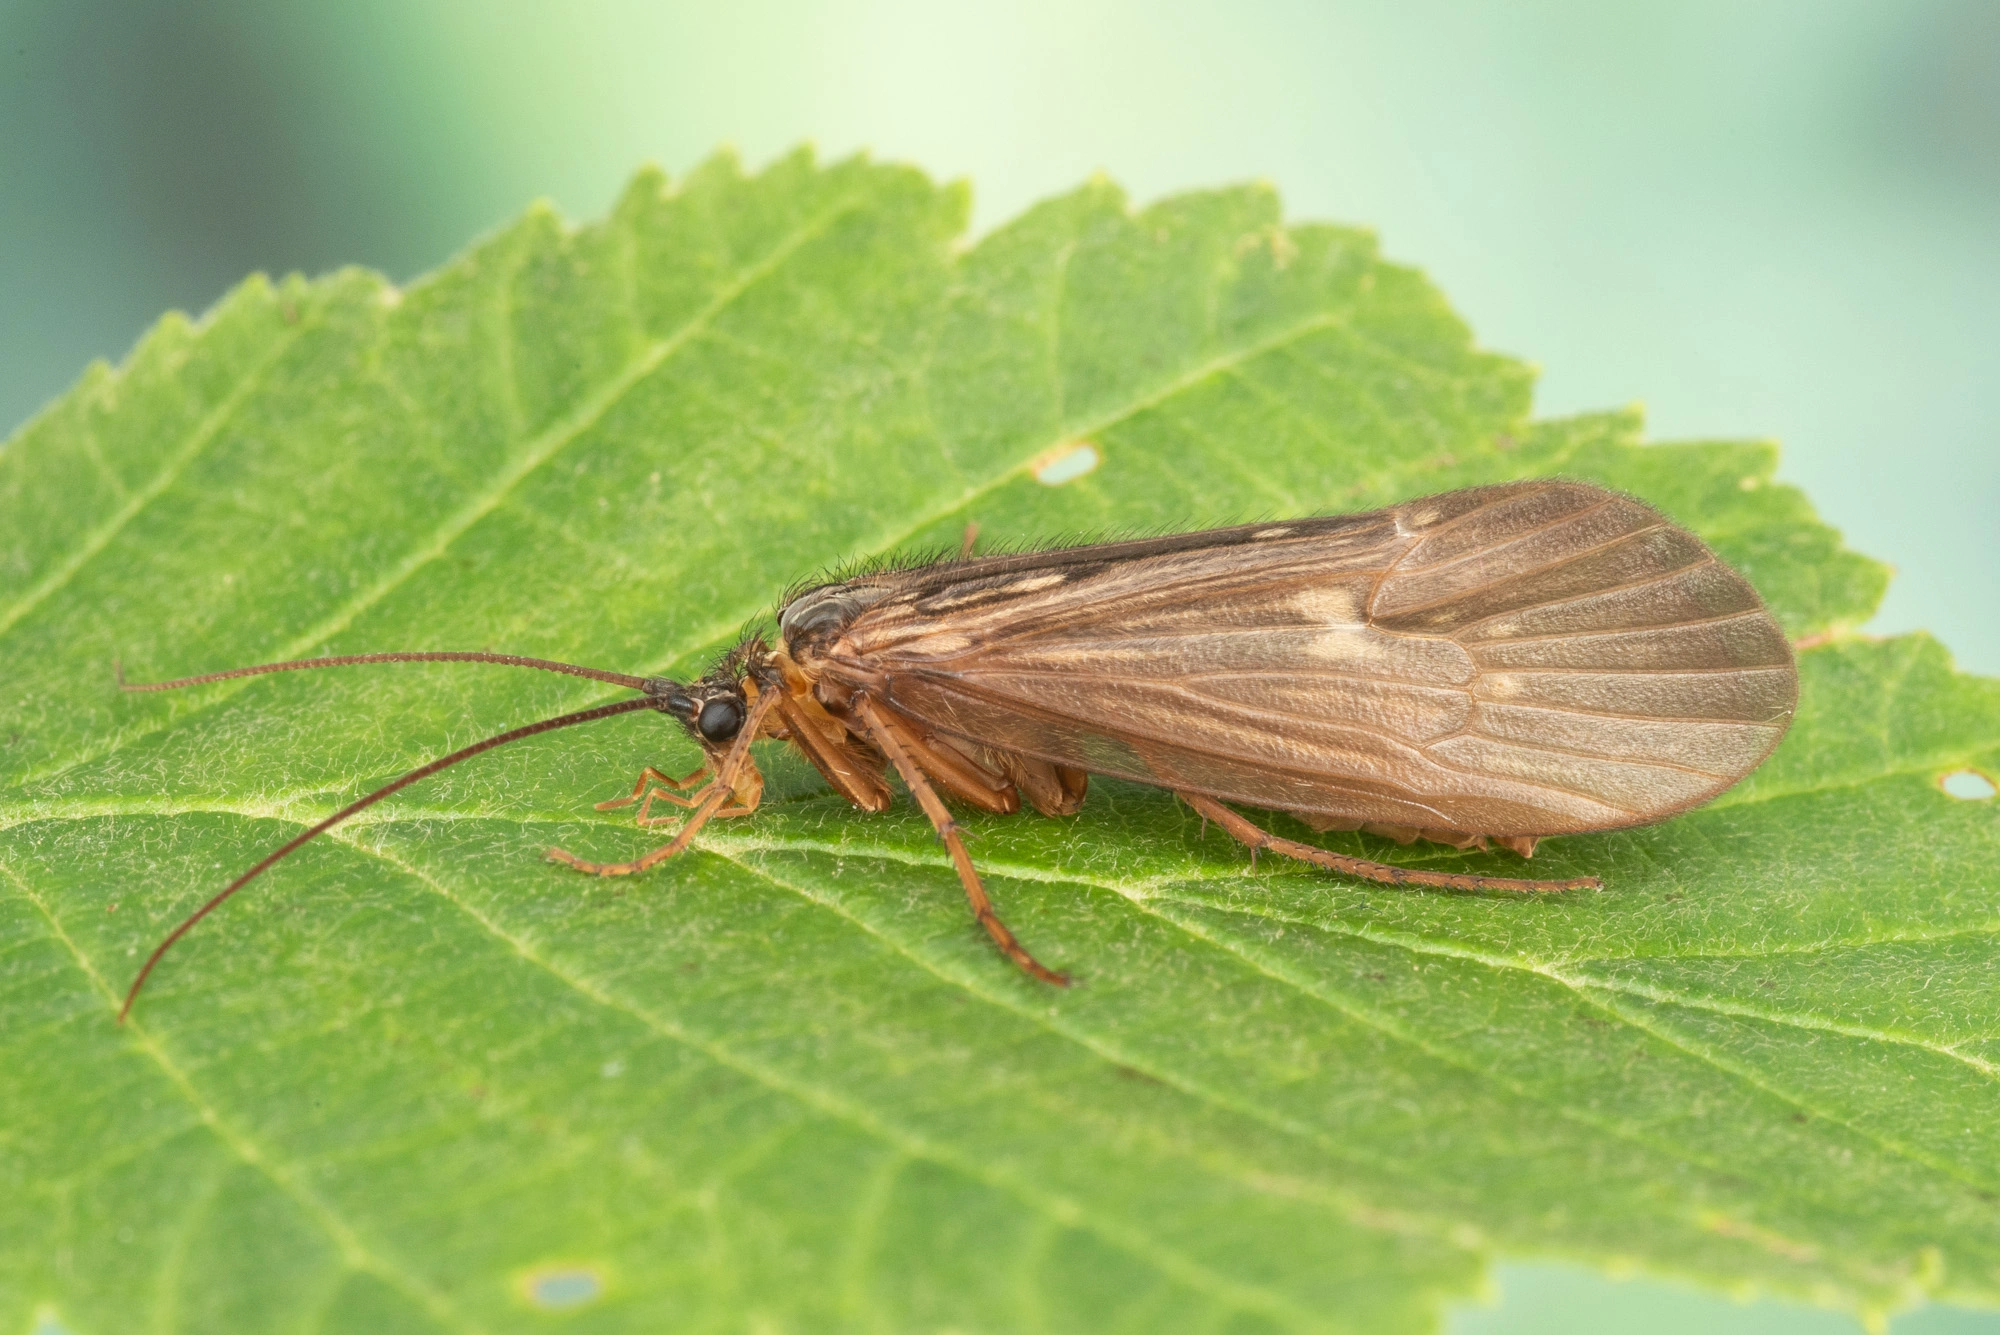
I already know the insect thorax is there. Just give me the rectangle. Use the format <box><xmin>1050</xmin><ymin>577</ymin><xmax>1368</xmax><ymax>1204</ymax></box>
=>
<box><xmin>777</xmin><ymin>581</ymin><xmax>893</xmax><ymax>662</ymax></box>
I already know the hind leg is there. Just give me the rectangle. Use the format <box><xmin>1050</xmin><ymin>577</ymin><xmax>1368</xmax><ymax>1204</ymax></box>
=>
<box><xmin>1180</xmin><ymin>793</ymin><xmax>1596</xmax><ymax>893</ymax></box>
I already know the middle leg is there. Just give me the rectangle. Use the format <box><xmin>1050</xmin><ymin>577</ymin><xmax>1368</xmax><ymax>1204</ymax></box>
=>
<box><xmin>853</xmin><ymin>695</ymin><xmax>1068</xmax><ymax>985</ymax></box>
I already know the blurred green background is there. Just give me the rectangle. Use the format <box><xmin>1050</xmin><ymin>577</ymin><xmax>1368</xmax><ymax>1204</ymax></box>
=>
<box><xmin>2</xmin><ymin>2</ymin><xmax>1995</xmax><ymax>1331</ymax></box>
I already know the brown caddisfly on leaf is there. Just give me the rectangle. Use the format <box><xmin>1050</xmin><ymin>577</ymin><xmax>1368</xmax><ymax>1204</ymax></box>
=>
<box><xmin>117</xmin><ymin>480</ymin><xmax>1796</xmax><ymax>1017</ymax></box>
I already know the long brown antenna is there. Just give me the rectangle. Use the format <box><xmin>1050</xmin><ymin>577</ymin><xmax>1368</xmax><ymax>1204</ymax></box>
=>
<box><xmin>117</xmin><ymin>651</ymin><xmax>653</xmax><ymax>693</ymax></box>
<box><xmin>118</xmin><ymin>694</ymin><xmax>660</xmax><ymax>1022</ymax></box>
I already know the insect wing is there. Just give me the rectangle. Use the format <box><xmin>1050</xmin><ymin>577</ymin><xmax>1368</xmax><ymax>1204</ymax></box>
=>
<box><xmin>826</xmin><ymin>482</ymin><xmax>1796</xmax><ymax>837</ymax></box>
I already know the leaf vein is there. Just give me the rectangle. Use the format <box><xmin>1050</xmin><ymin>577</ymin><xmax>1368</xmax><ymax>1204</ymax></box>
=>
<box><xmin>1569</xmin><ymin>984</ymin><xmax>2000</xmax><ymax>1195</ymax></box>
<box><xmin>329</xmin><ymin>831</ymin><xmax>1332</xmax><ymax>1330</ymax></box>
<box><xmin>11</xmin><ymin>192</ymin><xmax>867</xmax><ymax>790</ymax></box>
<box><xmin>0</xmin><ymin>310</ymin><xmax>313</xmax><ymax>643</ymax></box>
<box><xmin>0</xmin><ymin>855</ymin><xmax>483</xmax><ymax>1335</ymax></box>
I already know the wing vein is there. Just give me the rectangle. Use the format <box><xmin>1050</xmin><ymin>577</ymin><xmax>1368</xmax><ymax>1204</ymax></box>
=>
<box><xmin>1370</xmin><ymin>521</ymin><xmax>1672</xmax><ymax>621</ymax></box>
<box><xmin>1446</xmin><ymin>557</ymin><xmax>1719</xmax><ymax>636</ymax></box>
<box><xmin>1440</xmin><ymin>731</ymin><xmax>1728</xmax><ymax>781</ymax></box>
<box><xmin>1393</xmin><ymin>496</ymin><xmax>1620</xmax><ymax>577</ymax></box>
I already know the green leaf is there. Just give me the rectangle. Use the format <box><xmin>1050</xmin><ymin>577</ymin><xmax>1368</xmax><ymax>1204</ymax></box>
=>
<box><xmin>1</xmin><ymin>148</ymin><xmax>1987</xmax><ymax>1335</ymax></box>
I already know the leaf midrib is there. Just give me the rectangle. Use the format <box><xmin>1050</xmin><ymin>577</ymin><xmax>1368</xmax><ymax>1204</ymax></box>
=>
<box><xmin>3</xmin><ymin>732</ymin><xmax>1993</xmax><ymax>989</ymax></box>
<box><xmin>4</xmin><ymin>712</ymin><xmax>1984</xmax><ymax>863</ymax></box>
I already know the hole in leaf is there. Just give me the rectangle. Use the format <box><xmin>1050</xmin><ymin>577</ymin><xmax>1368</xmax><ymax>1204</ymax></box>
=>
<box><xmin>523</xmin><ymin>1267</ymin><xmax>603</xmax><ymax>1310</ymax></box>
<box><xmin>1033</xmin><ymin>442</ymin><xmax>1100</xmax><ymax>485</ymax></box>
<box><xmin>1940</xmin><ymin>769</ymin><xmax>1997</xmax><ymax>800</ymax></box>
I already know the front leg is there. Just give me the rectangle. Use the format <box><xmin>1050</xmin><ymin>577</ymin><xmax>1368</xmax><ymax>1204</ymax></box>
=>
<box><xmin>549</xmin><ymin>689</ymin><xmax>782</xmax><ymax>877</ymax></box>
<box><xmin>595</xmin><ymin>763</ymin><xmax>761</xmax><ymax>827</ymax></box>
<box><xmin>596</xmin><ymin>764</ymin><xmax>710</xmax><ymax>811</ymax></box>
<box><xmin>634</xmin><ymin>786</ymin><xmax>761</xmax><ymax>826</ymax></box>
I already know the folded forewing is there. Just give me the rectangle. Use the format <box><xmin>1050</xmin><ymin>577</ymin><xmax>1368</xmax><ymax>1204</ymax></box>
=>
<box><xmin>826</xmin><ymin>482</ymin><xmax>1796</xmax><ymax>836</ymax></box>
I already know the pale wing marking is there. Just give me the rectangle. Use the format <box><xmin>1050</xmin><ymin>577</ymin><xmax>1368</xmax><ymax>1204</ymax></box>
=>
<box><xmin>1465</xmin><ymin>607</ymin><xmax>1773</xmax><ymax>647</ymax></box>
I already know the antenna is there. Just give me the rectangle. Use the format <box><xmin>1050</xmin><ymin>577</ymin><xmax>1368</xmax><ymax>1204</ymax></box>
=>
<box><xmin>118</xmin><ymin>650</ymin><xmax>654</xmax><ymax>694</ymax></box>
<box><xmin>115</xmin><ymin>648</ymin><xmax>677</xmax><ymax>1020</ymax></box>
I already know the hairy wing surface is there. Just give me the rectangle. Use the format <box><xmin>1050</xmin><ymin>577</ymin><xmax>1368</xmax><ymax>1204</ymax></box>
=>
<box><xmin>831</xmin><ymin>482</ymin><xmax>1796</xmax><ymax>836</ymax></box>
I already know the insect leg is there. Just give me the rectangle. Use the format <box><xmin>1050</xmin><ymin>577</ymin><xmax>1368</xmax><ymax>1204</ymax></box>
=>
<box><xmin>547</xmin><ymin>779</ymin><xmax>738</xmax><ymax>875</ymax></box>
<box><xmin>634</xmin><ymin>784</ymin><xmax>760</xmax><ymax>827</ymax></box>
<box><xmin>1006</xmin><ymin>758</ymin><xmax>1088</xmax><ymax>817</ymax></box>
<box><xmin>596</xmin><ymin>763</ymin><xmax>757</xmax><ymax>827</ymax></box>
<box><xmin>770</xmin><ymin>689</ymin><xmax>893</xmax><ymax>812</ymax></box>
<box><xmin>616</xmin><ymin>766</ymin><xmax>769</xmax><ymax>826</ymax></box>
<box><xmin>899</xmin><ymin>731</ymin><xmax>1021</xmax><ymax>816</ymax></box>
<box><xmin>1177</xmin><ymin>793</ymin><xmax>1599</xmax><ymax>893</ymax></box>
<box><xmin>853</xmin><ymin>696</ymin><xmax>1069</xmax><ymax>986</ymax></box>
<box><xmin>548</xmin><ymin>689</ymin><xmax>781</xmax><ymax>876</ymax></box>
<box><xmin>595</xmin><ymin>765</ymin><xmax>709</xmax><ymax>810</ymax></box>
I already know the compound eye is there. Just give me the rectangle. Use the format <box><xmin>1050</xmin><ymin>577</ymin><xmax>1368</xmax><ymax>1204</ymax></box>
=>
<box><xmin>696</xmin><ymin>696</ymin><xmax>745</xmax><ymax>743</ymax></box>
